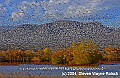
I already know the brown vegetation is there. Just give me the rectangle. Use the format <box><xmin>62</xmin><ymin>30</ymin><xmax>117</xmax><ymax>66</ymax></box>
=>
<box><xmin>0</xmin><ymin>39</ymin><xmax>119</xmax><ymax>66</ymax></box>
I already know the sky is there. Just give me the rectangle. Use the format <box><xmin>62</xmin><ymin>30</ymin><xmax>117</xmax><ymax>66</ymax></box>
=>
<box><xmin>0</xmin><ymin>0</ymin><xmax>120</xmax><ymax>27</ymax></box>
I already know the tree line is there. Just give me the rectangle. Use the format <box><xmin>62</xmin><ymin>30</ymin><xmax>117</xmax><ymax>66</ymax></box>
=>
<box><xmin>0</xmin><ymin>39</ymin><xmax>119</xmax><ymax>65</ymax></box>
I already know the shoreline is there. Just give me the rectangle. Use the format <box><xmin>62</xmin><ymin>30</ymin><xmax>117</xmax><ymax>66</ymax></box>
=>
<box><xmin>0</xmin><ymin>61</ymin><xmax>119</xmax><ymax>66</ymax></box>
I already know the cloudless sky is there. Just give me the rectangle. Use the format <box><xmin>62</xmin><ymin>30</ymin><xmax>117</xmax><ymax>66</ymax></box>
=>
<box><xmin>0</xmin><ymin>0</ymin><xmax>120</xmax><ymax>28</ymax></box>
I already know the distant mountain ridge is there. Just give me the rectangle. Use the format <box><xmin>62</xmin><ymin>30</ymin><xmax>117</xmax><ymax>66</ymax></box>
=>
<box><xmin>0</xmin><ymin>20</ymin><xmax>119</xmax><ymax>51</ymax></box>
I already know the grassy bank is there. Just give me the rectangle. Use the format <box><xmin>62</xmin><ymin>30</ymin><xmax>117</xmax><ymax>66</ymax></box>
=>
<box><xmin>0</xmin><ymin>61</ymin><xmax>119</xmax><ymax>66</ymax></box>
<box><xmin>0</xmin><ymin>62</ymin><xmax>52</xmax><ymax>66</ymax></box>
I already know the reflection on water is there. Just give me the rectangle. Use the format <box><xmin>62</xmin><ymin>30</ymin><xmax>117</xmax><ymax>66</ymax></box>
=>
<box><xmin>0</xmin><ymin>64</ymin><xmax>119</xmax><ymax>78</ymax></box>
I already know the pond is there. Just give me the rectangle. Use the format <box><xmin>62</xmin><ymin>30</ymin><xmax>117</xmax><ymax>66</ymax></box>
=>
<box><xmin>0</xmin><ymin>64</ymin><xmax>119</xmax><ymax>77</ymax></box>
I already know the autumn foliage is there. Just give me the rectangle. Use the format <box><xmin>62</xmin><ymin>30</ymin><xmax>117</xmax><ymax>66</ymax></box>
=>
<box><xmin>51</xmin><ymin>39</ymin><xmax>102</xmax><ymax>65</ymax></box>
<box><xmin>103</xmin><ymin>46</ymin><xmax>120</xmax><ymax>62</ymax></box>
<box><xmin>0</xmin><ymin>39</ymin><xmax>119</xmax><ymax>65</ymax></box>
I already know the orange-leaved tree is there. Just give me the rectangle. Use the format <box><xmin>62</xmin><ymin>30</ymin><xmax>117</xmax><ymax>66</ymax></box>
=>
<box><xmin>36</xmin><ymin>48</ymin><xmax>52</xmax><ymax>62</ymax></box>
<box><xmin>72</xmin><ymin>39</ymin><xmax>101</xmax><ymax>64</ymax></box>
<box><xmin>51</xmin><ymin>49</ymin><xmax>67</xmax><ymax>64</ymax></box>
<box><xmin>104</xmin><ymin>46</ymin><xmax>120</xmax><ymax>62</ymax></box>
<box><xmin>24</xmin><ymin>50</ymin><xmax>34</xmax><ymax>62</ymax></box>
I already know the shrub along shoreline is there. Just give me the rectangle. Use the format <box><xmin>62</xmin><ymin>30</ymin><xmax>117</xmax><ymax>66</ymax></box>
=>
<box><xmin>0</xmin><ymin>39</ymin><xmax>119</xmax><ymax>66</ymax></box>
